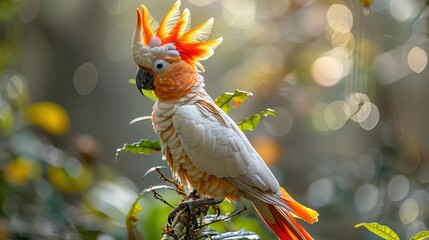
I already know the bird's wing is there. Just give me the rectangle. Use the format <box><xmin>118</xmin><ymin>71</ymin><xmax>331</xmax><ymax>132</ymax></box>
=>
<box><xmin>172</xmin><ymin>102</ymin><xmax>279</xmax><ymax>193</ymax></box>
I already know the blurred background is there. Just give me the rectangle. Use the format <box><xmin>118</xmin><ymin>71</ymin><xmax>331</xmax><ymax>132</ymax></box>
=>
<box><xmin>0</xmin><ymin>0</ymin><xmax>428</xmax><ymax>239</ymax></box>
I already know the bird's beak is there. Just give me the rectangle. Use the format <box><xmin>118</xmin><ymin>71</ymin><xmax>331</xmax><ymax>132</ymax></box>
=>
<box><xmin>135</xmin><ymin>67</ymin><xmax>155</xmax><ymax>95</ymax></box>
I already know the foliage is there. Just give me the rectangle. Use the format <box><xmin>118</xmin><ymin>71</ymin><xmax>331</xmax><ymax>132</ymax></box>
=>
<box><xmin>237</xmin><ymin>108</ymin><xmax>277</xmax><ymax>132</ymax></box>
<box><xmin>116</xmin><ymin>139</ymin><xmax>162</xmax><ymax>156</ymax></box>
<box><xmin>214</xmin><ymin>89</ymin><xmax>253</xmax><ymax>114</ymax></box>
<box><xmin>355</xmin><ymin>222</ymin><xmax>429</xmax><ymax>240</ymax></box>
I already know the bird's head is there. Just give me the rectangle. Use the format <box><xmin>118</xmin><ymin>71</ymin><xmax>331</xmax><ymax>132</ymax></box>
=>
<box><xmin>132</xmin><ymin>0</ymin><xmax>222</xmax><ymax>101</ymax></box>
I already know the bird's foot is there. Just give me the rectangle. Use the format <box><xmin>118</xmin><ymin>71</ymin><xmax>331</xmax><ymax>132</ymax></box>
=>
<box><xmin>167</xmin><ymin>196</ymin><xmax>222</xmax><ymax>227</ymax></box>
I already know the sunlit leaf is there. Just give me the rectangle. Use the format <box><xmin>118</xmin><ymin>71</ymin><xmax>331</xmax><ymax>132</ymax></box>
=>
<box><xmin>24</xmin><ymin>101</ymin><xmax>70</xmax><ymax>135</ymax></box>
<box><xmin>214</xmin><ymin>90</ymin><xmax>253</xmax><ymax>114</ymax></box>
<box><xmin>355</xmin><ymin>222</ymin><xmax>400</xmax><ymax>240</ymax></box>
<box><xmin>410</xmin><ymin>231</ymin><xmax>429</xmax><ymax>240</ymax></box>
<box><xmin>126</xmin><ymin>194</ymin><xmax>144</xmax><ymax>240</ymax></box>
<box><xmin>129</xmin><ymin>116</ymin><xmax>152</xmax><ymax>126</ymax></box>
<box><xmin>116</xmin><ymin>139</ymin><xmax>161</xmax><ymax>157</ymax></box>
<box><xmin>129</xmin><ymin>79</ymin><xmax>157</xmax><ymax>102</ymax></box>
<box><xmin>237</xmin><ymin>108</ymin><xmax>276</xmax><ymax>132</ymax></box>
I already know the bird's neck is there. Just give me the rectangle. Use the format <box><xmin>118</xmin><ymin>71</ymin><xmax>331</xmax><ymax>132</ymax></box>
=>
<box><xmin>156</xmin><ymin>74</ymin><xmax>207</xmax><ymax>105</ymax></box>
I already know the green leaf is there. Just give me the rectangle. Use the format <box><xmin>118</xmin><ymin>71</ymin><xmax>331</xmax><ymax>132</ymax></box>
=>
<box><xmin>237</xmin><ymin>108</ymin><xmax>277</xmax><ymax>132</ymax></box>
<box><xmin>410</xmin><ymin>231</ymin><xmax>429</xmax><ymax>240</ymax></box>
<box><xmin>355</xmin><ymin>222</ymin><xmax>400</xmax><ymax>240</ymax></box>
<box><xmin>129</xmin><ymin>79</ymin><xmax>157</xmax><ymax>102</ymax></box>
<box><xmin>126</xmin><ymin>194</ymin><xmax>143</xmax><ymax>240</ymax></box>
<box><xmin>214</xmin><ymin>90</ymin><xmax>253</xmax><ymax>114</ymax></box>
<box><xmin>142</xmin><ymin>90</ymin><xmax>158</xmax><ymax>102</ymax></box>
<box><xmin>116</xmin><ymin>139</ymin><xmax>161</xmax><ymax>157</ymax></box>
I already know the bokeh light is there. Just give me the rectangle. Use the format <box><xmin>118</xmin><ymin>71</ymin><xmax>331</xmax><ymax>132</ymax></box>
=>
<box><xmin>389</xmin><ymin>0</ymin><xmax>418</xmax><ymax>22</ymax></box>
<box><xmin>6</xmin><ymin>74</ymin><xmax>25</xmax><ymax>100</ymax></box>
<box><xmin>252</xmin><ymin>136</ymin><xmax>281</xmax><ymax>167</ymax></box>
<box><xmin>399</xmin><ymin>198</ymin><xmax>419</xmax><ymax>224</ymax></box>
<box><xmin>73</xmin><ymin>62</ymin><xmax>98</xmax><ymax>95</ymax></box>
<box><xmin>253</xmin><ymin>45</ymin><xmax>284</xmax><ymax>74</ymax></box>
<box><xmin>345</xmin><ymin>92</ymin><xmax>371</xmax><ymax>123</ymax></box>
<box><xmin>263</xmin><ymin>0</ymin><xmax>291</xmax><ymax>17</ymax></box>
<box><xmin>327</xmin><ymin>4</ymin><xmax>353</xmax><ymax>33</ymax></box>
<box><xmin>187</xmin><ymin>0</ymin><xmax>216</xmax><ymax>7</ymax></box>
<box><xmin>330</xmin><ymin>31</ymin><xmax>355</xmax><ymax>56</ymax></box>
<box><xmin>387</xmin><ymin>175</ymin><xmax>410</xmax><ymax>202</ymax></box>
<box><xmin>311</xmin><ymin>54</ymin><xmax>344</xmax><ymax>87</ymax></box>
<box><xmin>296</xmin><ymin>4</ymin><xmax>327</xmax><ymax>38</ymax></box>
<box><xmin>262</xmin><ymin>107</ymin><xmax>293</xmax><ymax>137</ymax></box>
<box><xmin>407</xmin><ymin>46</ymin><xmax>427</xmax><ymax>73</ymax></box>
<box><xmin>222</xmin><ymin>0</ymin><xmax>256</xmax><ymax>28</ymax></box>
<box><xmin>359</xmin><ymin>103</ymin><xmax>379</xmax><ymax>130</ymax></box>
<box><xmin>324</xmin><ymin>100</ymin><xmax>349</xmax><ymax>130</ymax></box>
<box><xmin>417</xmin><ymin>163</ymin><xmax>429</xmax><ymax>183</ymax></box>
<box><xmin>354</xmin><ymin>184</ymin><xmax>380</xmax><ymax>214</ymax></box>
<box><xmin>311</xmin><ymin>103</ymin><xmax>330</xmax><ymax>131</ymax></box>
<box><xmin>307</xmin><ymin>178</ymin><xmax>335</xmax><ymax>207</ymax></box>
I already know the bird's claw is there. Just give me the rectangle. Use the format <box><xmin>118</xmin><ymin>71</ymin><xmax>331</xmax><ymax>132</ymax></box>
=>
<box><xmin>167</xmin><ymin>197</ymin><xmax>222</xmax><ymax>227</ymax></box>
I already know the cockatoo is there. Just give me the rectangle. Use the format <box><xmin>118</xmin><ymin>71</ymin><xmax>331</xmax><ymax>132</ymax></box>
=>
<box><xmin>131</xmin><ymin>1</ymin><xmax>318</xmax><ymax>239</ymax></box>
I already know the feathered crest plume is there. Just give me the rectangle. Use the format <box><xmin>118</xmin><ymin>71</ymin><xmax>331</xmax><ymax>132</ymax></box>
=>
<box><xmin>133</xmin><ymin>0</ymin><xmax>223</xmax><ymax>70</ymax></box>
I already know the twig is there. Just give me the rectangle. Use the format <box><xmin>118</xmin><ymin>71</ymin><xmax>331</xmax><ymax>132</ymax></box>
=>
<box><xmin>152</xmin><ymin>190</ymin><xmax>175</xmax><ymax>208</ymax></box>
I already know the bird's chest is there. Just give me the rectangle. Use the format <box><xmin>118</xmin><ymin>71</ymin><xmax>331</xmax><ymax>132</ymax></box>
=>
<box><xmin>152</xmin><ymin>102</ymin><xmax>199</xmax><ymax>177</ymax></box>
<box><xmin>151</xmin><ymin>101</ymin><xmax>239</xmax><ymax>200</ymax></box>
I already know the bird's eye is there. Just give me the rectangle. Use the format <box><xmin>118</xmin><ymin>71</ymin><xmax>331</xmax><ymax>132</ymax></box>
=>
<box><xmin>152</xmin><ymin>59</ymin><xmax>169</xmax><ymax>73</ymax></box>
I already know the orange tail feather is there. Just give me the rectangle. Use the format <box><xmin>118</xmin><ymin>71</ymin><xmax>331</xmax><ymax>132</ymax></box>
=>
<box><xmin>254</xmin><ymin>203</ymin><xmax>314</xmax><ymax>240</ymax></box>
<box><xmin>250</xmin><ymin>187</ymin><xmax>318</xmax><ymax>240</ymax></box>
<box><xmin>279</xmin><ymin>187</ymin><xmax>319</xmax><ymax>224</ymax></box>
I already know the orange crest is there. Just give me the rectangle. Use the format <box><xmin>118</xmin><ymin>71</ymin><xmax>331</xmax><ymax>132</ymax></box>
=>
<box><xmin>132</xmin><ymin>0</ymin><xmax>223</xmax><ymax>70</ymax></box>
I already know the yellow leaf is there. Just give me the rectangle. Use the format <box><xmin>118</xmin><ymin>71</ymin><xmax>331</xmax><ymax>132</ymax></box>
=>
<box><xmin>3</xmin><ymin>157</ymin><xmax>41</xmax><ymax>185</ymax></box>
<box><xmin>47</xmin><ymin>164</ymin><xmax>93</xmax><ymax>194</ymax></box>
<box><xmin>126</xmin><ymin>195</ymin><xmax>144</xmax><ymax>240</ymax></box>
<box><xmin>24</xmin><ymin>102</ymin><xmax>70</xmax><ymax>135</ymax></box>
<box><xmin>410</xmin><ymin>231</ymin><xmax>429</xmax><ymax>240</ymax></box>
<box><xmin>355</xmin><ymin>222</ymin><xmax>400</xmax><ymax>240</ymax></box>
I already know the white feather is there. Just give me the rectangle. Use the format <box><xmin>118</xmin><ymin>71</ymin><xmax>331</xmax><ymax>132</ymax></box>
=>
<box><xmin>172</xmin><ymin>103</ymin><xmax>280</xmax><ymax>193</ymax></box>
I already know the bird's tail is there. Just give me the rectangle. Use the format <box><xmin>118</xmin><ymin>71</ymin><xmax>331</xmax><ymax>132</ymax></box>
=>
<box><xmin>251</xmin><ymin>187</ymin><xmax>318</xmax><ymax>240</ymax></box>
